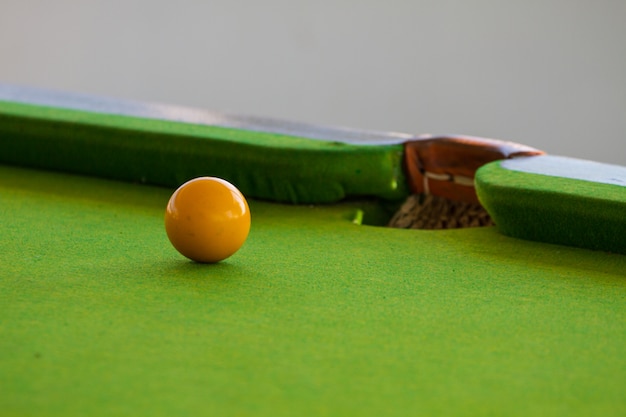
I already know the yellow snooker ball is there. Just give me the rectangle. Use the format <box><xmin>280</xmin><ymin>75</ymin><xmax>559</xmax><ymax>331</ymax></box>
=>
<box><xmin>165</xmin><ymin>177</ymin><xmax>251</xmax><ymax>263</ymax></box>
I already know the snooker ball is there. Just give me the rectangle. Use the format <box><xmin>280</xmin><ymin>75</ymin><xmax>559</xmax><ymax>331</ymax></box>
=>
<box><xmin>164</xmin><ymin>177</ymin><xmax>251</xmax><ymax>263</ymax></box>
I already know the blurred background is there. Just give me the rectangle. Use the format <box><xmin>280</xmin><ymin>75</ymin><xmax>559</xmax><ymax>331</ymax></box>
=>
<box><xmin>1</xmin><ymin>0</ymin><xmax>624</xmax><ymax>164</ymax></box>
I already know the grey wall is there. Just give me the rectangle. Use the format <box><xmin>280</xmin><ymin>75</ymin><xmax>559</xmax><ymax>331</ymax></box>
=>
<box><xmin>1</xmin><ymin>0</ymin><xmax>624</xmax><ymax>164</ymax></box>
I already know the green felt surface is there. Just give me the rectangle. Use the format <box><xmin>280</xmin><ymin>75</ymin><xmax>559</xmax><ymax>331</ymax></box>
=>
<box><xmin>476</xmin><ymin>159</ymin><xmax>626</xmax><ymax>254</ymax></box>
<box><xmin>0</xmin><ymin>100</ymin><xmax>406</xmax><ymax>204</ymax></box>
<box><xmin>2</xmin><ymin>165</ymin><xmax>626</xmax><ymax>417</ymax></box>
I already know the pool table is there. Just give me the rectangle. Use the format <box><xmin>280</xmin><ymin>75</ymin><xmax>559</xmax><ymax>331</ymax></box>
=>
<box><xmin>1</xmin><ymin>85</ymin><xmax>625</xmax><ymax>416</ymax></box>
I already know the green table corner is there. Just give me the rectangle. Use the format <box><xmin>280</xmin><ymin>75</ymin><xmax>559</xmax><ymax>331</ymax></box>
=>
<box><xmin>1</xmin><ymin>162</ymin><xmax>625</xmax><ymax>416</ymax></box>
